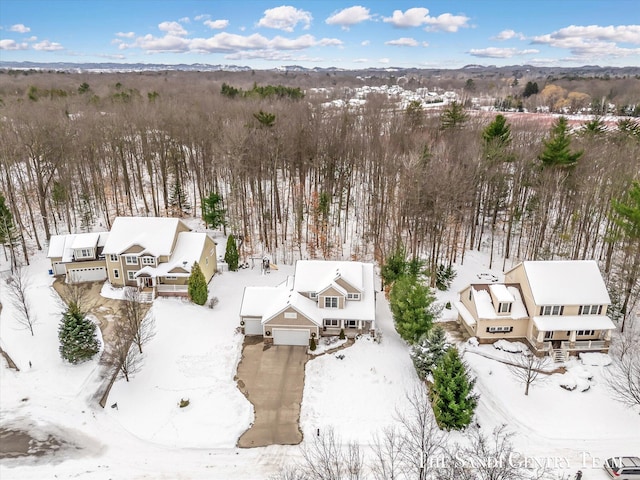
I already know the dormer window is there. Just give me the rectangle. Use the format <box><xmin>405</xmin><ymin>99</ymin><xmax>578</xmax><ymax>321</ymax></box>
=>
<box><xmin>77</xmin><ymin>248</ymin><xmax>92</xmax><ymax>258</ymax></box>
<box><xmin>498</xmin><ymin>302</ymin><xmax>512</xmax><ymax>314</ymax></box>
<box><xmin>141</xmin><ymin>256</ymin><xmax>155</xmax><ymax>266</ymax></box>
<box><xmin>324</xmin><ymin>297</ymin><xmax>338</xmax><ymax>308</ymax></box>
<box><xmin>310</xmin><ymin>292</ymin><xmax>317</xmax><ymax>299</ymax></box>
<box><xmin>347</xmin><ymin>293</ymin><xmax>360</xmax><ymax>300</ymax></box>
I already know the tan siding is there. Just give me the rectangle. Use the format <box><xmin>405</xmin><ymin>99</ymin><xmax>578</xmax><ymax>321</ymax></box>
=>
<box><xmin>264</xmin><ymin>307</ymin><xmax>317</xmax><ymax>327</ymax></box>
<box><xmin>197</xmin><ymin>236</ymin><xmax>217</xmax><ymax>282</ymax></box>
<box><xmin>476</xmin><ymin>319</ymin><xmax>529</xmax><ymax>339</ymax></box>
<box><xmin>319</xmin><ymin>286</ymin><xmax>346</xmax><ymax>309</ymax></box>
<box><xmin>66</xmin><ymin>259</ymin><xmax>106</xmax><ymax>270</ymax></box>
<box><xmin>335</xmin><ymin>277</ymin><xmax>358</xmax><ymax>295</ymax></box>
<box><xmin>122</xmin><ymin>245</ymin><xmax>145</xmax><ymax>254</ymax></box>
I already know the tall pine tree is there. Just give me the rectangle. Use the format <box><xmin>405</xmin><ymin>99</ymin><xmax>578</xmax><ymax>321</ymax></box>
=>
<box><xmin>202</xmin><ymin>192</ymin><xmax>226</xmax><ymax>231</ymax></box>
<box><xmin>389</xmin><ymin>274</ymin><xmax>439</xmax><ymax>343</ymax></box>
<box><xmin>539</xmin><ymin>116</ymin><xmax>583</xmax><ymax>169</ymax></box>
<box><xmin>224</xmin><ymin>235</ymin><xmax>239</xmax><ymax>271</ymax></box>
<box><xmin>58</xmin><ymin>301</ymin><xmax>100</xmax><ymax>364</ymax></box>
<box><xmin>430</xmin><ymin>347</ymin><xmax>477</xmax><ymax>431</ymax></box>
<box><xmin>188</xmin><ymin>262</ymin><xmax>208</xmax><ymax>305</ymax></box>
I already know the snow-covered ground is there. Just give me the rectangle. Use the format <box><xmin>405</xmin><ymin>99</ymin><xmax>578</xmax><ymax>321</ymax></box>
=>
<box><xmin>1</xmin><ymin>247</ymin><xmax>638</xmax><ymax>479</ymax></box>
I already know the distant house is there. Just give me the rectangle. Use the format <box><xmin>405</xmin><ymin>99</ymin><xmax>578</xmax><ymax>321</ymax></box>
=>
<box><xmin>47</xmin><ymin>217</ymin><xmax>217</xmax><ymax>300</ymax></box>
<box><xmin>239</xmin><ymin>260</ymin><xmax>377</xmax><ymax>346</ymax></box>
<box><xmin>47</xmin><ymin>232</ymin><xmax>109</xmax><ymax>282</ymax></box>
<box><xmin>101</xmin><ymin>217</ymin><xmax>217</xmax><ymax>298</ymax></box>
<box><xmin>455</xmin><ymin>260</ymin><xmax>615</xmax><ymax>361</ymax></box>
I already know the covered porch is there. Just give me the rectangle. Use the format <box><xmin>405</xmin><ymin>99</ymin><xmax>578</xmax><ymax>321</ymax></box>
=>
<box><xmin>134</xmin><ymin>269</ymin><xmax>189</xmax><ymax>299</ymax></box>
<box><xmin>529</xmin><ymin>315</ymin><xmax>615</xmax><ymax>361</ymax></box>
<box><xmin>322</xmin><ymin>318</ymin><xmax>374</xmax><ymax>337</ymax></box>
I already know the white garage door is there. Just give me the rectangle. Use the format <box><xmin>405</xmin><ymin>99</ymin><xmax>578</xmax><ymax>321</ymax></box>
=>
<box><xmin>67</xmin><ymin>267</ymin><xmax>107</xmax><ymax>283</ymax></box>
<box><xmin>53</xmin><ymin>262</ymin><xmax>66</xmax><ymax>275</ymax></box>
<box><xmin>273</xmin><ymin>328</ymin><xmax>310</xmax><ymax>346</ymax></box>
<box><xmin>244</xmin><ymin>318</ymin><xmax>263</xmax><ymax>335</ymax></box>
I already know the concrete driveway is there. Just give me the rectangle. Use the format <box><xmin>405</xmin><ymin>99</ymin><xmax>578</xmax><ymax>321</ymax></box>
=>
<box><xmin>236</xmin><ymin>337</ymin><xmax>308</xmax><ymax>447</ymax></box>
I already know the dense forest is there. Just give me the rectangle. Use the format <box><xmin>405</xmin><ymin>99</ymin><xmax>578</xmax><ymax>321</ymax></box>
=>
<box><xmin>0</xmin><ymin>70</ymin><xmax>638</xmax><ymax>326</ymax></box>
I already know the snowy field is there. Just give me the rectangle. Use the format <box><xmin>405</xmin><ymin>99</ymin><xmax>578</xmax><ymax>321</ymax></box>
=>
<box><xmin>1</xmin><ymin>246</ymin><xmax>639</xmax><ymax>479</ymax></box>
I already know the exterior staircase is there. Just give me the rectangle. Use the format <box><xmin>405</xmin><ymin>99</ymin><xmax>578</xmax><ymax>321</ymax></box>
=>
<box><xmin>138</xmin><ymin>289</ymin><xmax>155</xmax><ymax>303</ymax></box>
<box><xmin>551</xmin><ymin>348</ymin><xmax>568</xmax><ymax>363</ymax></box>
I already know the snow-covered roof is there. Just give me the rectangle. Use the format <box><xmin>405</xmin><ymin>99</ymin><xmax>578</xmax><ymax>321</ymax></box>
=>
<box><xmin>518</xmin><ymin>261</ymin><xmax>611</xmax><ymax>305</ymax></box>
<box><xmin>133</xmin><ymin>232</ymin><xmax>208</xmax><ymax>278</ymax></box>
<box><xmin>240</xmin><ymin>281</ymin><xmax>291</xmax><ymax>317</ymax></box>
<box><xmin>472</xmin><ymin>285</ymin><xmax>529</xmax><ymax>320</ymax></box>
<box><xmin>533</xmin><ymin>315</ymin><xmax>616</xmax><ymax>331</ymax></box>
<box><xmin>102</xmin><ymin>217</ymin><xmax>186</xmax><ymax>256</ymax></box>
<box><xmin>454</xmin><ymin>301</ymin><xmax>476</xmax><ymax>327</ymax></box>
<box><xmin>489</xmin><ymin>284</ymin><xmax>514</xmax><ymax>303</ymax></box>
<box><xmin>262</xmin><ymin>290</ymin><xmax>323</xmax><ymax>326</ymax></box>
<box><xmin>47</xmin><ymin>232</ymin><xmax>109</xmax><ymax>261</ymax></box>
<box><xmin>293</xmin><ymin>260</ymin><xmax>368</xmax><ymax>293</ymax></box>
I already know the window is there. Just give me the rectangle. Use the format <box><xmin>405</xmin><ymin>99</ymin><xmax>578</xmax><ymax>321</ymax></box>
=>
<box><xmin>165</xmin><ymin>276</ymin><xmax>177</xmax><ymax>280</ymax></box>
<box><xmin>498</xmin><ymin>302</ymin><xmax>512</xmax><ymax>313</ymax></box>
<box><xmin>141</xmin><ymin>256</ymin><xmax>155</xmax><ymax>265</ymax></box>
<box><xmin>109</xmin><ymin>254</ymin><xmax>118</xmax><ymax>262</ymax></box>
<box><xmin>468</xmin><ymin>289</ymin><xmax>472</xmax><ymax>301</ymax></box>
<box><xmin>125</xmin><ymin>256</ymin><xmax>138</xmax><ymax>265</ymax></box>
<box><xmin>540</xmin><ymin>305</ymin><xmax>563</xmax><ymax>316</ymax></box>
<box><xmin>127</xmin><ymin>271</ymin><xmax>137</xmax><ymax>281</ymax></box>
<box><xmin>284</xmin><ymin>312</ymin><xmax>298</xmax><ymax>319</ymax></box>
<box><xmin>486</xmin><ymin>326</ymin><xmax>513</xmax><ymax>333</ymax></box>
<box><xmin>324</xmin><ymin>319</ymin><xmax>339</xmax><ymax>327</ymax></box>
<box><xmin>345</xmin><ymin>320</ymin><xmax>357</xmax><ymax>328</ymax></box>
<box><xmin>347</xmin><ymin>293</ymin><xmax>360</xmax><ymax>300</ymax></box>
<box><xmin>113</xmin><ymin>269</ymin><xmax>120</xmax><ymax>279</ymax></box>
<box><xmin>310</xmin><ymin>292</ymin><xmax>317</xmax><ymax>299</ymax></box>
<box><xmin>205</xmin><ymin>258</ymin><xmax>209</xmax><ymax>265</ymax></box>
<box><xmin>79</xmin><ymin>248</ymin><xmax>91</xmax><ymax>258</ymax></box>
<box><xmin>577</xmin><ymin>330</ymin><xmax>595</xmax><ymax>336</ymax></box>
<box><xmin>544</xmin><ymin>331</ymin><xmax>554</xmax><ymax>340</ymax></box>
<box><xmin>324</xmin><ymin>297</ymin><xmax>339</xmax><ymax>308</ymax></box>
<box><xmin>579</xmin><ymin>305</ymin><xmax>601</xmax><ymax>315</ymax></box>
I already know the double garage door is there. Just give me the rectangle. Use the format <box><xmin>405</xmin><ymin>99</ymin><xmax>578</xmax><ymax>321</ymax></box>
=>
<box><xmin>272</xmin><ymin>328</ymin><xmax>310</xmax><ymax>346</ymax></box>
<box><xmin>66</xmin><ymin>266</ymin><xmax>107</xmax><ymax>283</ymax></box>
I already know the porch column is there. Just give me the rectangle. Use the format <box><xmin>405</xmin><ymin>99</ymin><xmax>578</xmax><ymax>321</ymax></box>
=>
<box><xmin>536</xmin><ymin>330</ymin><xmax>544</xmax><ymax>343</ymax></box>
<box><xmin>340</xmin><ymin>319</ymin><xmax>344</xmax><ymax>329</ymax></box>
<box><xmin>357</xmin><ymin>320</ymin><xmax>362</xmax><ymax>331</ymax></box>
<box><xmin>604</xmin><ymin>330</ymin><xmax>612</xmax><ymax>341</ymax></box>
<box><xmin>569</xmin><ymin>330</ymin><xmax>576</xmax><ymax>348</ymax></box>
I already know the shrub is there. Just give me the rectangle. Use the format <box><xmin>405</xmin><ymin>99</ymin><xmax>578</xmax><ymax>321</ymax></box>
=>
<box><xmin>179</xmin><ymin>398</ymin><xmax>190</xmax><ymax>408</ymax></box>
<box><xmin>339</xmin><ymin>328</ymin><xmax>345</xmax><ymax>340</ymax></box>
<box><xmin>435</xmin><ymin>264</ymin><xmax>457</xmax><ymax>291</ymax></box>
<box><xmin>310</xmin><ymin>337</ymin><xmax>317</xmax><ymax>351</ymax></box>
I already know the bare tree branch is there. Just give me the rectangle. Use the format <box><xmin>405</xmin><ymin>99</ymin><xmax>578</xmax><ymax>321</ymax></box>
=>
<box><xmin>508</xmin><ymin>351</ymin><xmax>551</xmax><ymax>396</ymax></box>
<box><xmin>5</xmin><ymin>266</ymin><xmax>36</xmax><ymax>335</ymax></box>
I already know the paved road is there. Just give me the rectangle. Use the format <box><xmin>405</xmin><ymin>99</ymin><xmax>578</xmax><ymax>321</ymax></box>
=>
<box><xmin>236</xmin><ymin>338</ymin><xmax>308</xmax><ymax>447</ymax></box>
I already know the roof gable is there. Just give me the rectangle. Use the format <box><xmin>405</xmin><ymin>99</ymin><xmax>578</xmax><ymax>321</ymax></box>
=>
<box><xmin>102</xmin><ymin>217</ymin><xmax>187</xmax><ymax>256</ymax></box>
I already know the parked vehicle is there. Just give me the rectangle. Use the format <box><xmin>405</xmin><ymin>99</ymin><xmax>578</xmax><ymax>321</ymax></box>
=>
<box><xmin>604</xmin><ymin>457</ymin><xmax>640</xmax><ymax>479</ymax></box>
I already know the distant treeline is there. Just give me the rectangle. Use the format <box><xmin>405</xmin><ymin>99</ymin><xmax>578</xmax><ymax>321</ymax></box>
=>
<box><xmin>221</xmin><ymin>82</ymin><xmax>304</xmax><ymax>100</ymax></box>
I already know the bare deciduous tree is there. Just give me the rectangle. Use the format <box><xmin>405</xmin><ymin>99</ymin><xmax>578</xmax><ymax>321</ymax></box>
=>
<box><xmin>104</xmin><ymin>324</ymin><xmax>142</xmax><ymax>383</ymax></box>
<box><xmin>607</xmin><ymin>327</ymin><xmax>640</xmax><ymax>409</ymax></box>
<box><xmin>5</xmin><ymin>267</ymin><xmax>36</xmax><ymax>335</ymax></box>
<box><xmin>120</xmin><ymin>287</ymin><xmax>155</xmax><ymax>354</ymax></box>
<box><xmin>396</xmin><ymin>385</ymin><xmax>448</xmax><ymax>480</ymax></box>
<box><xmin>508</xmin><ymin>351</ymin><xmax>550</xmax><ymax>396</ymax></box>
<box><xmin>370</xmin><ymin>426</ymin><xmax>406</xmax><ymax>480</ymax></box>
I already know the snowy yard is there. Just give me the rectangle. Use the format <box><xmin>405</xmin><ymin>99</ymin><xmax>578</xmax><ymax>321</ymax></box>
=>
<box><xmin>1</xmin><ymin>248</ymin><xmax>639</xmax><ymax>479</ymax></box>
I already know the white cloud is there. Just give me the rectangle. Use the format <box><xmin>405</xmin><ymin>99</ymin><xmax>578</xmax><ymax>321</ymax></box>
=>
<box><xmin>33</xmin><ymin>40</ymin><xmax>64</xmax><ymax>51</ymax></box>
<box><xmin>383</xmin><ymin>8</ymin><xmax>469</xmax><ymax>32</ymax></box>
<box><xmin>179</xmin><ymin>17</ymin><xmax>190</xmax><ymax>24</ymax></box>
<box><xmin>0</xmin><ymin>39</ymin><xmax>28</xmax><ymax>50</ymax></box>
<box><xmin>10</xmin><ymin>24</ymin><xmax>31</xmax><ymax>33</ymax></box>
<box><xmin>97</xmin><ymin>53</ymin><xmax>126</xmax><ymax>60</ymax></box>
<box><xmin>257</xmin><ymin>6</ymin><xmax>312</xmax><ymax>32</ymax></box>
<box><xmin>225</xmin><ymin>50</ymin><xmax>323</xmax><ymax>62</ymax></box>
<box><xmin>379</xmin><ymin>58</ymin><xmax>390</xmax><ymax>64</ymax></box>
<box><xmin>532</xmin><ymin>24</ymin><xmax>640</xmax><ymax>58</ymax></box>
<box><xmin>194</xmin><ymin>14</ymin><xmax>210</xmax><ymax>21</ymax></box>
<box><xmin>383</xmin><ymin>8</ymin><xmax>430</xmax><ymax>28</ymax></box>
<box><xmin>494</xmin><ymin>29</ymin><xmax>525</xmax><ymax>41</ymax></box>
<box><xmin>361</xmin><ymin>40</ymin><xmax>370</xmax><ymax>46</ymax></box>
<box><xmin>158</xmin><ymin>21</ymin><xmax>187</xmax><ymax>36</ymax></box>
<box><xmin>353</xmin><ymin>58</ymin><xmax>369</xmax><ymax>63</ymax></box>
<box><xmin>116</xmin><ymin>32</ymin><xmax>135</xmax><ymax>38</ymax></box>
<box><xmin>424</xmin><ymin>13</ymin><xmax>469</xmax><ymax>32</ymax></box>
<box><xmin>204</xmin><ymin>19</ymin><xmax>229</xmax><ymax>30</ymax></box>
<box><xmin>468</xmin><ymin>47</ymin><xmax>538</xmax><ymax>58</ymax></box>
<box><xmin>385</xmin><ymin>37</ymin><xmax>419</xmax><ymax>47</ymax></box>
<box><xmin>326</xmin><ymin>6</ymin><xmax>371</xmax><ymax>29</ymax></box>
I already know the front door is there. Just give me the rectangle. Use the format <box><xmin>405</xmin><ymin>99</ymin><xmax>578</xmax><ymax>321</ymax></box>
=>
<box><xmin>142</xmin><ymin>277</ymin><xmax>153</xmax><ymax>288</ymax></box>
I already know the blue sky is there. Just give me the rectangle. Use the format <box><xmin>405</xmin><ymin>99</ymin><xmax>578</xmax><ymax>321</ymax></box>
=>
<box><xmin>1</xmin><ymin>1</ymin><xmax>639</xmax><ymax>68</ymax></box>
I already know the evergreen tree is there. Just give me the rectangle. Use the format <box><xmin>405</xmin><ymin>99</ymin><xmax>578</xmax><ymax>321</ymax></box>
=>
<box><xmin>202</xmin><ymin>192</ymin><xmax>226</xmax><ymax>230</ymax></box>
<box><xmin>440</xmin><ymin>101</ymin><xmax>468</xmax><ymax>130</ymax></box>
<box><xmin>188</xmin><ymin>262</ymin><xmax>208</xmax><ymax>305</ymax></box>
<box><xmin>58</xmin><ymin>301</ymin><xmax>100</xmax><ymax>364</ymax></box>
<box><xmin>0</xmin><ymin>192</ymin><xmax>19</xmax><ymax>271</ymax></box>
<box><xmin>431</xmin><ymin>347</ymin><xmax>477</xmax><ymax>431</ymax></box>
<box><xmin>538</xmin><ymin>116</ymin><xmax>583</xmax><ymax>169</ymax></box>
<box><xmin>411</xmin><ymin>325</ymin><xmax>450</xmax><ymax>380</ymax></box>
<box><xmin>381</xmin><ymin>246</ymin><xmax>408</xmax><ymax>288</ymax></box>
<box><xmin>224</xmin><ymin>234</ymin><xmax>239</xmax><ymax>271</ymax></box>
<box><xmin>169</xmin><ymin>180</ymin><xmax>191</xmax><ymax>215</ymax></box>
<box><xmin>482</xmin><ymin>114</ymin><xmax>512</xmax><ymax>150</ymax></box>
<box><xmin>389</xmin><ymin>275</ymin><xmax>439</xmax><ymax>343</ymax></box>
<box><xmin>522</xmin><ymin>81</ymin><xmax>539</xmax><ymax>98</ymax></box>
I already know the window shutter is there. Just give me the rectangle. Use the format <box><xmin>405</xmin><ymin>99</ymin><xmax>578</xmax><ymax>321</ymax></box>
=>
<box><xmin>486</xmin><ymin>327</ymin><xmax>490</xmax><ymax>333</ymax></box>
<box><xmin>560</xmin><ymin>306</ymin><xmax>564</xmax><ymax>315</ymax></box>
<box><xmin>540</xmin><ymin>307</ymin><xmax>543</xmax><ymax>315</ymax></box>
<box><xmin>598</xmin><ymin>305</ymin><xmax>602</xmax><ymax>314</ymax></box>
<box><xmin>509</xmin><ymin>326</ymin><xmax>513</xmax><ymax>332</ymax></box>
